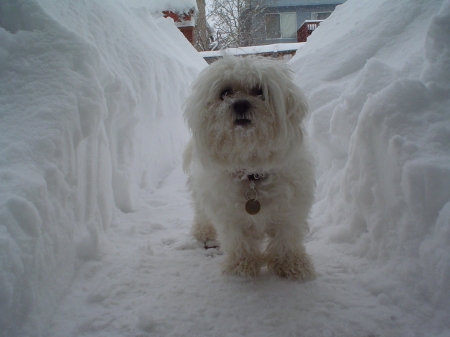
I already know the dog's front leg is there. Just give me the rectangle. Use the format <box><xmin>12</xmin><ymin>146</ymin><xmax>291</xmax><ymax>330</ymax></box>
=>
<box><xmin>265</xmin><ymin>222</ymin><xmax>315</xmax><ymax>280</ymax></box>
<box><xmin>191</xmin><ymin>205</ymin><xmax>218</xmax><ymax>248</ymax></box>
<box><xmin>220</xmin><ymin>223</ymin><xmax>264</xmax><ymax>277</ymax></box>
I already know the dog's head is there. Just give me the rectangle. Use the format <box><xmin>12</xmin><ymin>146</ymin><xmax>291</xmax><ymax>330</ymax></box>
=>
<box><xmin>184</xmin><ymin>56</ymin><xmax>308</xmax><ymax>171</ymax></box>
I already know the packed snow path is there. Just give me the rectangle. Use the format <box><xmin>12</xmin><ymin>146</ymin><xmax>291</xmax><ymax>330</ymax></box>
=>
<box><xmin>48</xmin><ymin>164</ymin><xmax>435</xmax><ymax>337</ymax></box>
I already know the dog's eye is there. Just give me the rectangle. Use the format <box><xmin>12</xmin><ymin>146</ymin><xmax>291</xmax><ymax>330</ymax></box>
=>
<box><xmin>220</xmin><ymin>88</ymin><xmax>233</xmax><ymax>100</ymax></box>
<box><xmin>250</xmin><ymin>87</ymin><xmax>264</xmax><ymax>99</ymax></box>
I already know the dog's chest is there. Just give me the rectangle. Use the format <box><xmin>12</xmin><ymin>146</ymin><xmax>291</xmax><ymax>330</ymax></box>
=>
<box><xmin>229</xmin><ymin>173</ymin><xmax>276</xmax><ymax>214</ymax></box>
<box><xmin>201</xmin><ymin>170</ymin><xmax>286</xmax><ymax>218</ymax></box>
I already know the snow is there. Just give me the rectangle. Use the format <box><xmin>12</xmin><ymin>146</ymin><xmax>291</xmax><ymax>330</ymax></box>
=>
<box><xmin>0</xmin><ymin>1</ymin><xmax>205</xmax><ymax>336</ymax></box>
<box><xmin>200</xmin><ymin>42</ymin><xmax>305</xmax><ymax>58</ymax></box>
<box><xmin>125</xmin><ymin>0</ymin><xmax>198</xmax><ymax>17</ymax></box>
<box><xmin>289</xmin><ymin>0</ymin><xmax>450</xmax><ymax>319</ymax></box>
<box><xmin>125</xmin><ymin>0</ymin><xmax>198</xmax><ymax>27</ymax></box>
<box><xmin>0</xmin><ymin>0</ymin><xmax>449</xmax><ymax>336</ymax></box>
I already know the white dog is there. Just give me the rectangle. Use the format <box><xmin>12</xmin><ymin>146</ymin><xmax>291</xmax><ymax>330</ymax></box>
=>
<box><xmin>183</xmin><ymin>57</ymin><xmax>315</xmax><ymax>279</ymax></box>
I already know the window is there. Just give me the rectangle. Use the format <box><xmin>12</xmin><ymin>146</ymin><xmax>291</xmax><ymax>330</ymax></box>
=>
<box><xmin>265</xmin><ymin>12</ymin><xmax>297</xmax><ymax>39</ymax></box>
<box><xmin>265</xmin><ymin>14</ymin><xmax>281</xmax><ymax>39</ymax></box>
<box><xmin>311</xmin><ymin>12</ymin><xmax>332</xmax><ymax>20</ymax></box>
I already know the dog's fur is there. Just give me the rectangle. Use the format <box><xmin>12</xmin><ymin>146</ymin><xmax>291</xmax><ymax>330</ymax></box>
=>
<box><xmin>183</xmin><ymin>57</ymin><xmax>315</xmax><ymax>279</ymax></box>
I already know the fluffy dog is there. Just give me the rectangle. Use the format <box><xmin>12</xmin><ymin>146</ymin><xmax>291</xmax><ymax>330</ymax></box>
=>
<box><xmin>183</xmin><ymin>57</ymin><xmax>315</xmax><ymax>279</ymax></box>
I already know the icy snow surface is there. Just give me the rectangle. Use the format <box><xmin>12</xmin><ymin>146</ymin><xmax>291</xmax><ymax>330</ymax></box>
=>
<box><xmin>0</xmin><ymin>0</ymin><xmax>449</xmax><ymax>336</ymax></box>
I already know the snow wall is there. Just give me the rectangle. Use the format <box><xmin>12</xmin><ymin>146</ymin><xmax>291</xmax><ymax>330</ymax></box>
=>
<box><xmin>290</xmin><ymin>0</ymin><xmax>450</xmax><ymax>312</ymax></box>
<box><xmin>0</xmin><ymin>1</ymin><xmax>206</xmax><ymax>335</ymax></box>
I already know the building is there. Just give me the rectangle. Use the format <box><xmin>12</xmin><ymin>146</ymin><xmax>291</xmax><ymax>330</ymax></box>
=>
<box><xmin>161</xmin><ymin>0</ymin><xmax>213</xmax><ymax>50</ymax></box>
<box><xmin>248</xmin><ymin>0</ymin><xmax>346</xmax><ymax>45</ymax></box>
<box><xmin>163</xmin><ymin>8</ymin><xmax>196</xmax><ymax>44</ymax></box>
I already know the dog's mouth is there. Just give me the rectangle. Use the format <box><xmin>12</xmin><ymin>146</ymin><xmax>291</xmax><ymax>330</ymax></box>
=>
<box><xmin>234</xmin><ymin>117</ymin><xmax>252</xmax><ymax>126</ymax></box>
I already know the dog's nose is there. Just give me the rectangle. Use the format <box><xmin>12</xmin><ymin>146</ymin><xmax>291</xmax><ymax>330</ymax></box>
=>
<box><xmin>232</xmin><ymin>99</ymin><xmax>251</xmax><ymax>115</ymax></box>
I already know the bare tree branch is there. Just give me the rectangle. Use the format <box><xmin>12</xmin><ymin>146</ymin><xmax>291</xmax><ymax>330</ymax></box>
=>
<box><xmin>208</xmin><ymin>0</ymin><xmax>269</xmax><ymax>48</ymax></box>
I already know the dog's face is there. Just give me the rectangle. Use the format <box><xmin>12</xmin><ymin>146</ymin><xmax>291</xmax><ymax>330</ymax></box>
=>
<box><xmin>185</xmin><ymin>57</ymin><xmax>308</xmax><ymax>171</ymax></box>
<box><xmin>217</xmin><ymin>82</ymin><xmax>266</xmax><ymax>128</ymax></box>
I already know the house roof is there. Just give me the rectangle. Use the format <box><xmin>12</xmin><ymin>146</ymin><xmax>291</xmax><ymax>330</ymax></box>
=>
<box><xmin>261</xmin><ymin>0</ymin><xmax>346</xmax><ymax>7</ymax></box>
<box><xmin>200</xmin><ymin>42</ymin><xmax>305</xmax><ymax>58</ymax></box>
<box><xmin>126</xmin><ymin>0</ymin><xmax>197</xmax><ymax>14</ymax></box>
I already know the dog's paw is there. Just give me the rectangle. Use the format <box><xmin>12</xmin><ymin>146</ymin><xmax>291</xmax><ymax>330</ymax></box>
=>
<box><xmin>223</xmin><ymin>254</ymin><xmax>263</xmax><ymax>277</ymax></box>
<box><xmin>191</xmin><ymin>222</ymin><xmax>217</xmax><ymax>243</ymax></box>
<box><xmin>267</xmin><ymin>252</ymin><xmax>315</xmax><ymax>280</ymax></box>
<box><xmin>204</xmin><ymin>239</ymin><xmax>220</xmax><ymax>249</ymax></box>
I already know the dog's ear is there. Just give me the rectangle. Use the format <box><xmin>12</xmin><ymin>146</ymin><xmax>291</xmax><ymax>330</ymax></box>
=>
<box><xmin>182</xmin><ymin>139</ymin><xmax>194</xmax><ymax>174</ymax></box>
<box><xmin>271</xmin><ymin>61</ymin><xmax>308</xmax><ymax>126</ymax></box>
<box><xmin>285</xmin><ymin>79</ymin><xmax>308</xmax><ymax>126</ymax></box>
<box><xmin>263</xmin><ymin>61</ymin><xmax>308</xmax><ymax>126</ymax></box>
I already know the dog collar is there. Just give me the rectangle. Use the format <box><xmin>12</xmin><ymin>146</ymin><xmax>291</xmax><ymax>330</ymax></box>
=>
<box><xmin>233</xmin><ymin>170</ymin><xmax>266</xmax><ymax>215</ymax></box>
<box><xmin>234</xmin><ymin>170</ymin><xmax>267</xmax><ymax>181</ymax></box>
<box><xmin>247</xmin><ymin>173</ymin><xmax>265</xmax><ymax>181</ymax></box>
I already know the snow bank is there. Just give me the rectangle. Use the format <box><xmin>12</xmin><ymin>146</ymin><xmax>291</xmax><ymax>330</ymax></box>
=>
<box><xmin>290</xmin><ymin>0</ymin><xmax>450</xmax><ymax>311</ymax></box>
<box><xmin>0</xmin><ymin>0</ymin><xmax>206</xmax><ymax>335</ymax></box>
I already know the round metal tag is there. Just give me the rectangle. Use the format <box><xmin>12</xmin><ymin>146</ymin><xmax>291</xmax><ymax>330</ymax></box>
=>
<box><xmin>245</xmin><ymin>199</ymin><xmax>261</xmax><ymax>215</ymax></box>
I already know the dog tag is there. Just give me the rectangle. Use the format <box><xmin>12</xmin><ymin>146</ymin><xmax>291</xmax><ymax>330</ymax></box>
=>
<box><xmin>245</xmin><ymin>199</ymin><xmax>261</xmax><ymax>215</ymax></box>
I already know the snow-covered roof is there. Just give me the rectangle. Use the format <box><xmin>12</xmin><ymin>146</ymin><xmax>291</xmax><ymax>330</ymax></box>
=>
<box><xmin>125</xmin><ymin>0</ymin><xmax>197</xmax><ymax>14</ymax></box>
<box><xmin>262</xmin><ymin>0</ymin><xmax>346</xmax><ymax>6</ymax></box>
<box><xmin>200</xmin><ymin>43</ymin><xmax>305</xmax><ymax>58</ymax></box>
<box><xmin>163</xmin><ymin>8</ymin><xmax>196</xmax><ymax>27</ymax></box>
